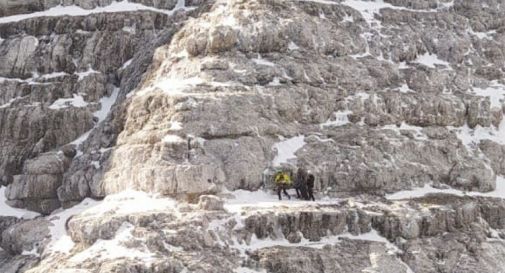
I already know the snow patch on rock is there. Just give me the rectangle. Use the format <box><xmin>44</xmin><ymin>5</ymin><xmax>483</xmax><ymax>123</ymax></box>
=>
<box><xmin>451</xmin><ymin>119</ymin><xmax>505</xmax><ymax>150</ymax></box>
<box><xmin>386</xmin><ymin>176</ymin><xmax>505</xmax><ymax>200</ymax></box>
<box><xmin>163</xmin><ymin>135</ymin><xmax>185</xmax><ymax>143</ymax></box>
<box><xmin>47</xmin><ymin>198</ymin><xmax>101</xmax><ymax>253</ymax></box>
<box><xmin>382</xmin><ymin>122</ymin><xmax>428</xmax><ymax>141</ymax></box>
<box><xmin>69</xmin><ymin>222</ymin><xmax>155</xmax><ymax>263</ymax></box>
<box><xmin>472</xmin><ymin>83</ymin><xmax>505</xmax><ymax>109</ymax></box>
<box><xmin>0</xmin><ymin>187</ymin><xmax>40</xmax><ymax>219</ymax></box>
<box><xmin>272</xmin><ymin>135</ymin><xmax>306</xmax><ymax>167</ymax></box>
<box><xmin>0</xmin><ymin>0</ymin><xmax>192</xmax><ymax>24</ymax></box>
<box><xmin>95</xmin><ymin>87</ymin><xmax>120</xmax><ymax>123</ymax></box>
<box><xmin>49</xmin><ymin>94</ymin><xmax>88</xmax><ymax>110</ymax></box>
<box><xmin>224</xmin><ymin>189</ymin><xmax>340</xmax><ymax>213</ymax></box>
<box><xmin>413</xmin><ymin>52</ymin><xmax>450</xmax><ymax>69</ymax></box>
<box><xmin>252</xmin><ymin>55</ymin><xmax>276</xmax><ymax>67</ymax></box>
<box><xmin>76</xmin><ymin>67</ymin><xmax>100</xmax><ymax>82</ymax></box>
<box><xmin>321</xmin><ymin>110</ymin><xmax>352</xmax><ymax>127</ymax></box>
<box><xmin>47</xmin><ymin>190</ymin><xmax>177</xmax><ymax>254</ymax></box>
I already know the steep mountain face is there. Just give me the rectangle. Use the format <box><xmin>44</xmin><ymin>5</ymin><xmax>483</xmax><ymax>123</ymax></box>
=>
<box><xmin>1</xmin><ymin>0</ymin><xmax>505</xmax><ymax>272</ymax></box>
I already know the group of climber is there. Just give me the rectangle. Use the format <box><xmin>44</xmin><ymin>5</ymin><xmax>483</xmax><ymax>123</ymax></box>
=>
<box><xmin>274</xmin><ymin>167</ymin><xmax>315</xmax><ymax>201</ymax></box>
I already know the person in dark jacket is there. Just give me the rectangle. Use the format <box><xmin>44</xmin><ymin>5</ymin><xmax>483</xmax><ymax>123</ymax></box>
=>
<box><xmin>306</xmin><ymin>172</ymin><xmax>315</xmax><ymax>201</ymax></box>
<box><xmin>294</xmin><ymin>167</ymin><xmax>308</xmax><ymax>199</ymax></box>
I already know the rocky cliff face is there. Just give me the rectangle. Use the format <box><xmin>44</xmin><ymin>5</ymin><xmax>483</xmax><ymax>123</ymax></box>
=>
<box><xmin>1</xmin><ymin>0</ymin><xmax>505</xmax><ymax>272</ymax></box>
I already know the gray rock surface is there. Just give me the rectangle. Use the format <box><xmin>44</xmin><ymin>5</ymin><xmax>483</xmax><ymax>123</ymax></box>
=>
<box><xmin>1</xmin><ymin>0</ymin><xmax>505</xmax><ymax>272</ymax></box>
<box><xmin>10</xmin><ymin>192</ymin><xmax>505</xmax><ymax>273</ymax></box>
<box><xmin>1</xmin><ymin>218</ymin><xmax>50</xmax><ymax>255</ymax></box>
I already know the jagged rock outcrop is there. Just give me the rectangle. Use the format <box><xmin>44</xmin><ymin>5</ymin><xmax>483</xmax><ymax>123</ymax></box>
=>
<box><xmin>0</xmin><ymin>0</ymin><xmax>200</xmax><ymax>211</ymax></box>
<box><xmin>1</xmin><ymin>0</ymin><xmax>504</xmax><ymax>212</ymax></box>
<box><xmin>9</xmin><ymin>192</ymin><xmax>505</xmax><ymax>273</ymax></box>
<box><xmin>1</xmin><ymin>0</ymin><xmax>505</xmax><ymax>272</ymax></box>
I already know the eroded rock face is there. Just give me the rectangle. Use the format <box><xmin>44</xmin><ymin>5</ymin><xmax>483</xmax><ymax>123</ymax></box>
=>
<box><xmin>10</xmin><ymin>193</ymin><xmax>505</xmax><ymax>273</ymax></box>
<box><xmin>1</xmin><ymin>0</ymin><xmax>504</xmax><ymax>212</ymax></box>
<box><xmin>80</xmin><ymin>0</ymin><xmax>505</xmax><ymax>201</ymax></box>
<box><xmin>1</xmin><ymin>218</ymin><xmax>50</xmax><ymax>255</ymax></box>
<box><xmin>0</xmin><ymin>0</ymin><xmax>202</xmax><ymax>212</ymax></box>
<box><xmin>1</xmin><ymin>0</ymin><xmax>505</xmax><ymax>272</ymax></box>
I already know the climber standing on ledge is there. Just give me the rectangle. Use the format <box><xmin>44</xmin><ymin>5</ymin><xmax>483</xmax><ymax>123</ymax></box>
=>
<box><xmin>275</xmin><ymin>171</ymin><xmax>292</xmax><ymax>200</ymax></box>
<box><xmin>306</xmin><ymin>172</ymin><xmax>316</xmax><ymax>201</ymax></box>
<box><xmin>294</xmin><ymin>167</ymin><xmax>308</xmax><ymax>199</ymax></box>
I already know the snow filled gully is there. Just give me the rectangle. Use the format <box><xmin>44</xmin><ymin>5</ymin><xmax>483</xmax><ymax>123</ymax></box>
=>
<box><xmin>0</xmin><ymin>0</ymin><xmax>193</xmax><ymax>24</ymax></box>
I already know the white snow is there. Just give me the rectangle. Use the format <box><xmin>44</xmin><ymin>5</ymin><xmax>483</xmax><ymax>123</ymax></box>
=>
<box><xmin>298</xmin><ymin>0</ymin><xmax>338</xmax><ymax>5</ymax></box>
<box><xmin>338</xmin><ymin>0</ymin><xmax>429</xmax><ymax>27</ymax></box>
<box><xmin>0</xmin><ymin>0</ymin><xmax>192</xmax><ymax>24</ymax></box>
<box><xmin>67</xmin><ymin>87</ymin><xmax>120</xmax><ymax>156</ymax></box>
<box><xmin>69</xmin><ymin>222</ymin><xmax>155</xmax><ymax>263</ymax></box>
<box><xmin>234</xmin><ymin>267</ymin><xmax>267</xmax><ymax>273</ymax></box>
<box><xmin>268</xmin><ymin>77</ymin><xmax>281</xmax><ymax>86</ymax></box>
<box><xmin>337</xmin><ymin>229</ymin><xmax>399</xmax><ymax>253</ymax></box>
<box><xmin>120</xmin><ymin>59</ymin><xmax>133</xmax><ymax>70</ymax></box>
<box><xmin>47</xmin><ymin>198</ymin><xmax>101</xmax><ymax>253</ymax></box>
<box><xmin>76</xmin><ymin>67</ymin><xmax>100</xmax><ymax>81</ymax></box>
<box><xmin>252</xmin><ymin>55</ymin><xmax>276</xmax><ymax>67</ymax></box>
<box><xmin>413</xmin><ymin>52</ymin><xmax>450</xmax><ymax>69</ymax></box>
<box><xmin>169</xmin><ymin>121</ymin><xmax>183</xmax><ymax>131</ymax></box>
<box><xmin>468</xmin><ymin>29</ymin><xmax>496</xmax><ymax>40</ymax></box>
<box><xmin>163</xmin><ymin>134</ymin><xmax>185</xmax><ymax>143</ymax></box>
<box><xmin>153</xmin><ymin>76</ymin><xmax>204</xmax><ymax>95</ymax></box>
<box><xmin>69</xmin><ymin>131</ymin><xmax>92</xmax><ymax>148</ymax></box>
<box><xmin>396</xmin><ymin>83</ymin><xmax>414</xmax><ymax>93</ymax></box>
<box><xmin>451</xmin><ymin>118</ymin><xmax>505</xmax><ymax>150</ymax></box>
<box><xmin>469</xmin><ymin>176</ymin><xmax>505</xmax><ymax>198</ymax></box>
<box><xmin>349</xmin><ymin>92</ymin><xmax>371</xmax><ymax>102</ymax></box>
<box><xmin>236</xmin><ymin>233</ymin><xmax>329</xmax><ymax>252</ymax></box>
<box><xmin>224</xmin><ymin>189</ymin><xmax>340</xmax><ymax>213</ymax></box>
<box><xmin>0</xmin><ymin>187</ymin><xmax>40</xmax><ymax>219</ymax></box>
<box><xmin>382</xmin><ymin>122</ymin><xmax>428</xmax><ymax>141</ymax></box>
<box><xmin>0</xmin><ymin>77</ymin><xmax>29</xmax><ymax>84</ymax></box>
<box><xmin>342</xmin><ymin>14</ymin><xmax>354</xmax><ymax>22</ymax></box>
<box><xmin>221</xmin><ymin>14</ymin><xmax>238</xmax><ymax>28</ymax></box>
<box><xmin>386</xmin><ymin>176</ymin><xmax>505</xmax><ymax>200</ymax></box>
<box><xmin>0</xmin><ymin>97</ymin><xmax>22</xmax><ymax>109</ymax></box>
<box><xmin>57</xmin><ymin>87</ymin><xmax>118</xmax><ymax>149</ymax></box>
<box><xmin>288</xmin><ymin>41</ymin><xmax>300</xmax><ymax>51</ymax></box>
<box><xmin>49</xmin><ymin>94</ymin><xmax>88</xmax><ymax>110</ymax></box>
<box><xmin>21</xmin><ymin>247</ymin><xmax>40</xmax><ymax>257</ymax></box>
<box><xmin>210</xmin><ymin>1</ymin><xmax>243</xmax><ymax>29</ymax></box>
<box><xmin>472</xmin><ymin>83</ymin><xmax>505</xmax><ymax>109</ymax></box>
<box><xmin>340</xmin><ymin>0</ymin><xmax>389</xmax><ymax>26</ymax></box>
<box><xmin>271</xmin><ymin>135</ymin><xmax>306</xmax><ymax>167</ymax></box>
<box><xmin>340</xmin><ymin>0</ymin><xmax>449</xmax><ymax>28</ymax></box>
<box><xmin>232</xmin><ymin>227</ymin><xmax>396</xmax><ymax>257</ymax></box>
<box><xmin>321</xmin><ymin>110</ymin><xmax>352</xmax><ymax>127</ymax></box>
<box><xmin>47</xmin><ymin>190</ymin><xmax>176</xmax><ymax>254</ymax></box>
<box><xmin>0</xmin><ymin>69</ymin><xmax>101</xmax><ymax>84</ymax></box>
<box><xmin>441</xmin><ymin>0</ymin><xmax>454</xmax><ymax>8</ymax></box>
<box><xmin>49</xmin><ymin>191</ymin><xmax>175</xmax><ymax>262</ymax></box>
<box><xmin>39</xmin><ymin>71</ymin><xmax>68</xmax><ymax>80</ymax></box>
<box><xmin>78</xmin><ymin>190</ymin><xmax>177</xmax><ymax>218</ymax></box>
<box><xmin>94</xmin><ymin>87</ymin><xmax>119</xmax><ymax>123</ymax></box>
<box><xmin>386</xmin><ymin>184</ymin><xmax>464</xmax><ymax>200</ymax></box>
<box><xmin>122</xmin><ymin>25</ymin><xmax>136</xmax><ymax>33</ymax></box>
<box><xmin>91</xmin><ymin>161</ymin><xmax>100</xmax><ymax>169</ymax></box>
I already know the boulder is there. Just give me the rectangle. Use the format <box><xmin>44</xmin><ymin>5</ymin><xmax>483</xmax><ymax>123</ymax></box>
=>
<box><xmin>197</xmin><ymin>195</ymin><xmax>224</xmax><ymax>211</ymax></box>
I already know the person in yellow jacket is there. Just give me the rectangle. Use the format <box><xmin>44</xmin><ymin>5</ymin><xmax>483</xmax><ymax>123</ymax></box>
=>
<box><xmin>275</xmin><ymin>171</ymin><xmax>292</xmax><ymax>200</ymax></box>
